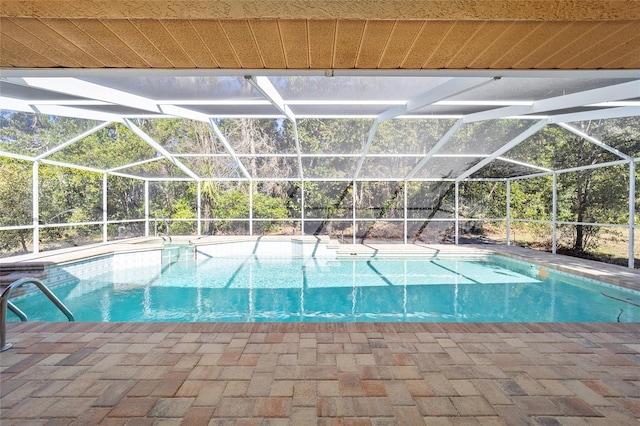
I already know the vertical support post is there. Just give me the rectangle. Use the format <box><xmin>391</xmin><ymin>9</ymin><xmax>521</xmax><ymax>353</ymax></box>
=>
<box><xmin>144</xmin><ymin>180</ymin><xmax>150</xmax><ymax>237</ymax></box>
<box><xmin>629</xmin><ymin>161</ymin><xmax>636</xmax><ymax>269</ymax></box>
<box><xmin>301</xmin><ymin>180</ymin><xmax>305</xmax><ymax>236</ymax></box>
<box><xmin>102</xmin><ymin>173</ymin><xmax>108</xmax><ymax>243</ymax></box>
<box><xmin>454</xmin><ymin>181</ymin><xmax>459</xmax><ymax>245</ymax></box>
<box><xmin>32</xmin><ymin>161</ymin><xmax>39</xmax><ymax>254</ymax></box>
<box><xmin>249</xmin><ymin>180</ymin><xmax>253</xmax><ymax>236</ymax></box>
<box><xmin>506</xmin><ymin>180</ymin><xmax>511</xmax><ymax>246</ymax></box>
<box><xmin>197</xmin><ymin>181</ymin><xmax>202</xmax><ymax>236</ymax></box>
<box><xmin>403</xmin><ymin>180</ymin><xmax>408</xmax><ymax>245</ymax></box>
<box><xmin>352</xmin><ymin>180</ymin><xmax>357</xmax><ymax>244</ymax></box>
<box><xmin>552</xmin><ymin>173</ymin><xmax>557</xmax><ymax>254</ymax></box>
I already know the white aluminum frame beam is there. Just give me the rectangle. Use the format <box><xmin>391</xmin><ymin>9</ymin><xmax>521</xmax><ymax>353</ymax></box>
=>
<box><xmin>405</xmin><ymin>119</ymin><xmax>464</xmax><ymax>180</ymax></box>
<box><xmin>557</xmin><ymin>122</ymin><xmax>633</xmax><ymax>161</ymax></box>
<box><xmin>456</xmin><ymin>120</ymin><xmax>548</xmax><ymax>181</ymax></box>
<box><xmin>0</xmin><ymin>96</ymin><xmax>35</xmax><ymax>113</ymax></box>
<box><xmin>123</xmin><ymin>118</ymin><xmax>200</xmax><ymax>181</ymax></box>
<box><xmin>0</xmin><ymin>150</ymin><xmax>35</xmax><ymax>162</ymax></box>
<box><xmin>354</xmin><ymin>77</ymin><xmax>495</xmax><ymax>180</ymax></box>
<box><xmin>36</xmin><ymin>121</ymin><xmax>113</xmax><ymax>161</ymax></box>
<box><xmin>41</xmin><ymin>158</ymin><xmax>106</xmax><ymax>174</ymax></box>
<box><xmin>33</xmin><ymin>105</ymin><xmax>125</xmax><ymax>123</ymax></box>
<box><xmin>629</xmin><ymin>161</ymin><xmax>636</xmax><ymax>269</ymax></box>
<box><xmin>107</xmin><ymin>157</ymin><xmax>164</xmax><ymax>173</ymax></box>
<box><xmin>208</xmin><ymin>118</ymin><xmax>252</xmax><ymax>180</ymax></box>
<box><xmin>32</xmin><ymin>161</ymin><xmax>39</xmax><ymax>253</ymax></box>
<box><xmin>549</xmin><ymin>106</ymin><xmax>640</xmax><ymax>123</ymax></box>
<box><xmin>246</xmin><ymin>75</ymin><xmax>304</xmax><ymax>180</ymax></box>
<box><xmin>22</xmin><ymin>77</ymin><xmax>161</xmax><ymax>113</ymax></box>
<box><xmin>464</xmin><ymin>81</ymin><xmax>640</xmax><ymax>123</ymax></box>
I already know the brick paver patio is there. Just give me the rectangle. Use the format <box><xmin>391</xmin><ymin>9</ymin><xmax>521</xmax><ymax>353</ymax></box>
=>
<box><xmin>2</xmin><ymin>321</ymin><xmax>640</xmax><ymax>425</ymax></box>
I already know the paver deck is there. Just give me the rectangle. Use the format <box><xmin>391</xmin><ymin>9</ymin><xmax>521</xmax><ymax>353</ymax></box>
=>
<box><xmin>2</xmin><ymin>321</ymin><xmax>640</xmax><ymax>425</ymax></box>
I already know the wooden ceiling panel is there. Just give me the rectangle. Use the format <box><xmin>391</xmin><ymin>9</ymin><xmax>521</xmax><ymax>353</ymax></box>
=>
<box><xmin>0</xmin><ymin>34</ymin><xmax>50</xmax><ymax>68</ymax></box>
<box><xmin>219</xmin><ymin>20</ymin><xmax>264</xmax><ymax>68</ymax></box>
<box><xmin>130</xmin><ymin>20</ymin><xmax>196</xmax><ymax>68</ymax></box>
<box><xmin>42</xmin><ymin>19</ymin><xmax>128</xmax><ymax>67</ymax></box>
<box><xmin>10</xmin><ymin>18</ymin><xmax>106</xmax><ymax>67</ymax></box>
<box><xmin>561</xmin><ymin>22</ymin><xmax>637</xmax><ymax>69</ymax></box>
<box><xmin>534</xmin><ymin>22</ymin><xmax>601</xmax><ymax>69</ymax></box>
<box><xmin>486</xmin><ymin>23</ymin><xmax>548</xmax><ymax>69</ymax></box>
<box><xmin>249</xmin><ymin>20</ymin><xmax>287</xmax><ymax>68</ymax></box>
<box><xmin>604</xmin><ymin>44</ymin><xmax>640</xmax><ymax>69</ymax></box>
<box><xmin>511</xmin><ymin>24</ymin><xmax>571</xmax><ymax>69</ymax></box>
<box><xmin>280</xmin><ymin>20</ymin><xmax>310</xmax><ymax>68</ymax></box>
<box><xmin>333</xmin><ymin>20</ymin><xmax>366</xmax><ymax>69</ymax></box>
<box><xmin>160</xmin><ymin>20</ymin><xmax>218</xmax><ymax>68</ymax></box>
<box><xmin>423</xmin><ymin>22</ymin><xmax>482</xmax><ymax>69</ymax></box>
<box><xmin>1</xmin><ymin>1</ymin><xmax>638</xmax><ymax>70</ymax></box>
<box><xmin>307</xmin><ymin>20</ymin><xmax>335</xmax><ymax>69</ymax></box>
<box><xmin>74</xmin><ymin>20</ymin><xmax>150</xmax><ymax>68</ymax></box>
<box><xmin>583</xmin><ymin>33</ymin><xmax>640</xmax><ymax>69</ymax></box>
<box><xmin>189</xmin><ymin>20</ymin><xmax>238</xmax><ymax>68</ymax></box>
<box><xmin>355</xmin><ymin>21</ymin><xmax>395</xmax><ymax>68</ymax></box>
<box><xmin>377</xmin><ymin>21</ymin><xmax>423</xmax><ymax>69</ymax></box>
<box><xmin>105</xmin><ymin>20</ymin><xmax>174</xmax><ymax>67</ymax></box>
<box><xmin>467</xmin><ymin>22</ymin><xmax>524</xmax><ymax>69</ymax></box>
<box><xmin>445</xmin><ymin>22</ymin><xmax>511</xmax><ymax>69</ymax></box>
<box><xmin>2</xmin><ymin>18</ymin><xmax>84</xmax><ymax>67</ymax></box>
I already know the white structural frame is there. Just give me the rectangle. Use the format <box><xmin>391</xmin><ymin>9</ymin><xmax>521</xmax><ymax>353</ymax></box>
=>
<box><xmin>0</xmin><ymin>69</ymin><xmax>638</xmax><ymax>267</ymax></box>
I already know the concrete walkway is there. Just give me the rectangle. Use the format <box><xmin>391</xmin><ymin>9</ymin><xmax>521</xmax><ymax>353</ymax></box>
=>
<box><xmin>2</xmin><ymin>321</ymin><xmax>640</xmax><ymax>425</ymax></box>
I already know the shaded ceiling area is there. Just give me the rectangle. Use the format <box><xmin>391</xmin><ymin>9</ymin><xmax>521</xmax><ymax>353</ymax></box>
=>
<box><xmin>1</xmin><ymin>0</ymin><xmax>640</xmax><ymax>70</ymax></box>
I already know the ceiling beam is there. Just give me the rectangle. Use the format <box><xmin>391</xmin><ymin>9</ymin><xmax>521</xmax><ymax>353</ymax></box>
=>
<box><xmin>208</xmin><ymin>119</ymin><xmax>252</xmax><ymax>181</ymax></box>
<box><xmin>463</xmin><ymin>81</ymin><xmax>640</xmax><ymax>123</ymax></box>
<box><xmin>456</xmin><ymin>120</ymin><xmax>548</xmax><ymax>181</ymax></box>
<box><xmin>548</xmin><ymin>106</ymin><xmax>640</xmax><ymax>124</ymax></box>
<box><xmin>557</xmin><ymin>122</ymin><xmax>633</xmax><ymax>161</ymax></box>
<box><xmin>354</xmin><ymin>77</ymin><xmax>495</xmax><ymax>179</ymax></box>
<box><xmin>404</xmin><ymin>119</ymin><xmax>464</xmax><ymax>180</ymax></box>
<box><xmin>123</xmin><ymin>118</ymin><xmax>201</xmax><ymax>180</ymax></box>
<box><xmin>245</xmin><ymin>75</ymin><xmax>303</xmax><ymax>180</ymax></box>
<box><xmin>32</xmin><ymin>105</ymin><xmax>125</xmax><ymax>123</ymax></box>
<box><xmin>22</xmin><ymin>77</ymin><xmax>161</xmax><ymax>114</ymax></box>
<box><xmin>36</xmin><ymin>121</ymin><xmax>113</xmax><ymax>161</ymax></box>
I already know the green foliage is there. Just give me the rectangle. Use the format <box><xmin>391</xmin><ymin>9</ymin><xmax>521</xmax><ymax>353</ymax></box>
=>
<box><xmin>253</xmin><ymin>192</ymin><xmax>288</xmax><ymax>219</ymax></box>
<box><xmin>0</xmin><ymin>158</ymin><xmax>32</xmax><ymax>252</ymax></box>
<box><xmin>170</xmin><ymin>198</ymin><xmax>197</xmax><ymax>234</ymax></box>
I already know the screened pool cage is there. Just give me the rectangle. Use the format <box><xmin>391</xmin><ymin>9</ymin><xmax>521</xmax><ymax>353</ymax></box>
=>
<box><xmin>0</xmin><ymin>71</ymin><xmax>639</xmax><ymax>267</ymax></box>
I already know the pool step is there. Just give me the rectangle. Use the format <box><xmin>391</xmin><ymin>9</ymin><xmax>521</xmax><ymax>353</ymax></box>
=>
<box><xmin>335</xmin><ymin>244</ymin><xmax>489</xmax><ymax>258</ymax></box>
<box><xmin>0</xmin><ymin>263</ymin><xmax>48</xmax><ymax>286</ymax></box>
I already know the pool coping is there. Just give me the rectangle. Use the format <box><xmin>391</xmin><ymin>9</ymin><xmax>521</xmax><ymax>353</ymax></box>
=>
<box><xmin>1</xmin><ymin>236</ymin><xmax>638</xmax><ymax>292</ymax></box>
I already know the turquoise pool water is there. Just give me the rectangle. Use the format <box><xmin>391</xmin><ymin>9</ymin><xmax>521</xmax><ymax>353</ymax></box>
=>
<box><xmin>9</xmin><ymin>255</ymin><xmax>640</xmax><ymax>322</ymax></box>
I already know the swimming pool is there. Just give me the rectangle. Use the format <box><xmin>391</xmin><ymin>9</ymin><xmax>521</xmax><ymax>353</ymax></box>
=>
<box><xmin>8</xmin><ymin>248</ymin><xmax>640</xmax><ymax>323</ymax></box>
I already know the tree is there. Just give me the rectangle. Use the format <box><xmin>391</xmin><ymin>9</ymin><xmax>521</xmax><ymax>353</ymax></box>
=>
<box><xmin>0</xmin><ymin>158</ymin><xmax>32</xmax><ymax>253</ymax></box>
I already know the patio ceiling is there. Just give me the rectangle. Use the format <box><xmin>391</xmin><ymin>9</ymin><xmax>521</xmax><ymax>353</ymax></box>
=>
<box><xmin>1</xmin><ymin>0</ymin><xmax>639</xmax><ymax>70</ymax></box>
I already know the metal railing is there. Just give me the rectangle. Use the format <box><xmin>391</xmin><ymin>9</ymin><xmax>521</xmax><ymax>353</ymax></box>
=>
<box><xmin>1</xmin><ymin>277</ymin><xmax>75</xmax><ymax>352</ymax></box>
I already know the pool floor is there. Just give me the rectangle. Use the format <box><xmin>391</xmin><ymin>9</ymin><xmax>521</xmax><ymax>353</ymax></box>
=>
<box><xmin>2</xmin><ymin>321</ymin><xmax>640</xmax><ymax>424</ymax></box>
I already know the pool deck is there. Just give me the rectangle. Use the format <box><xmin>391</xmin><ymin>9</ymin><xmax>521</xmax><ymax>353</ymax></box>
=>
<box><xmin>2</xmin><ymin>322</ymin><xmax>640</xmax><ymax>425</ymax></box>
<box><xmin>2</xmin><ymin>239</ymin><xmax>640</xmax><ymax>424</ymax></box>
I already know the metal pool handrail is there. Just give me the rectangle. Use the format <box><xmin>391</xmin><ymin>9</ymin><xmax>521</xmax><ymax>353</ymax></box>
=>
<box><xmin>1</xmin><ymin>277</ymin><xmax>75</xmax><ymax>352</ymax></box>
